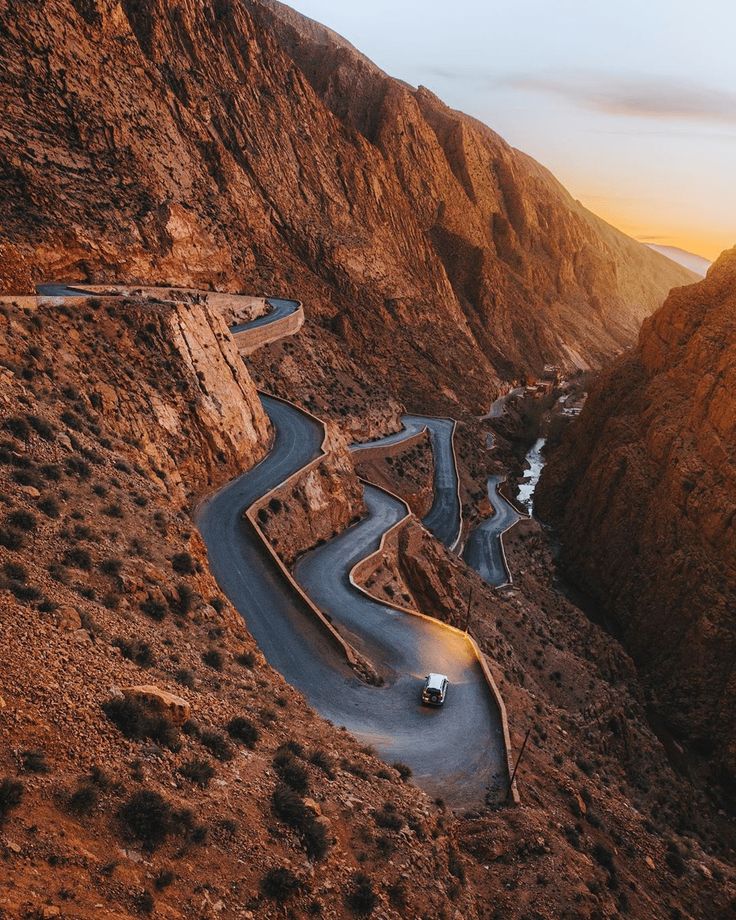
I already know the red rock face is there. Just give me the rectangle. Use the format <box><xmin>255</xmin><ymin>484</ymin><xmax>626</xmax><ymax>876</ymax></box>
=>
<box><xmin>0</xmin><ymin>0</ymin><xmax>692</xmax><ymax>415</ymax></box>
<box><xmin>537</xmin><ymin>248</ymin><xmax>736</xmax><ymax>779</ymax></box>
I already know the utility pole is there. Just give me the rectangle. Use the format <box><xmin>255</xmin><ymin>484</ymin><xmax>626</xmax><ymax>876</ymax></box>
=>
<box><xmin>507</xmin><ymin>727</ymin><xmax>531</xmax><ymax>801</ymax></box>
<box><xmin>464</xmin><ymin>587</ymin><xmax>473</xmax><ymax>634</ymax></box>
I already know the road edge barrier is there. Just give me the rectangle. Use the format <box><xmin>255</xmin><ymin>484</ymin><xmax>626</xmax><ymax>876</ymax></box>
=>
<box><xmin>244</xmin><ymin>391</ymin><xmax>380</xmax><ymax>686</ymax></box>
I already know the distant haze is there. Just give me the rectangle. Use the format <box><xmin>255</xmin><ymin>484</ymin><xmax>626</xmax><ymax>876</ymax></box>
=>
<box><xmin>287</xmin><ymin>0</ymin><xmax>735</xmax><ymax>261</ymax></box>
<box><xmin>646</xmin><ymin>245</ymin><xmax>711</xmax><ymax>276</ymax></box>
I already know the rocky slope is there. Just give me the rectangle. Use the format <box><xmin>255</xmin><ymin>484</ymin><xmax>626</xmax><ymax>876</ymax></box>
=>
<box><xmin>537</xmin><ymin>248</ymin><xmax>736</xmax><ymax>790</ymax></box>
<box><xmin>0</xmin><ymin>293</ymin><xmax>482</xmax><ymax>919</ymax></box>
<box><xmin>0</xmin><ymin>0</ymin><xmax>692</xmax><ymax>420</ymax></box>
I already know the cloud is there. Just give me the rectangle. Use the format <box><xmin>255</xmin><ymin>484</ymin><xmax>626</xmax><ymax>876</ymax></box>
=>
<box><xmin>504</xmin><ymin>72</ymin><xmax>736</xmax><ymax>124</ymax></box>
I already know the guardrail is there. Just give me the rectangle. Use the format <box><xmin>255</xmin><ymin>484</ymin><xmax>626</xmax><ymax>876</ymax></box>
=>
<box><xmin>233</xmin><ymin>301</ymin><xmax>304</xmax><ymax>355</ymax></box>
<box><xmin>245</xmin><ymin>392</ymin><xmax>379</xmax><ymax>685</ymax></box>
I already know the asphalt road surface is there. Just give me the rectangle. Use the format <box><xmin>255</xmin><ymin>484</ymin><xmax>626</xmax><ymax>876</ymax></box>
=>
<box><xmin>36</xmin><ymin>283</ymin><xmax>88</xmax><ymax>297</ymax></box>
<box><xmin>199</xmin><ymin>398</ymin><xmax>507</xmax><ymax>805</ymax></box>
<box><xmin>463</xmin><ymin>475</ymin><xmax>523</xmax><ymax>587</ymax></box>
<box><xmin>351</xmin><ymin>415</ymin><xmax>461</xmax><ymax>551</ymax></box>
<box><xmin>480</xmin><ymin>387</ymin><xmax>525</xmax><ymax>420</ymax></box>
<box><xmin>230</xmin><ymin>297</ymin><xmax>300</xmax><ymax>333</ymax></box>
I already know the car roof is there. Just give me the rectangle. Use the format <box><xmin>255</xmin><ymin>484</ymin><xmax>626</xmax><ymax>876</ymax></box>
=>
<box><xmin>426</xmin><ymin>673</ymin><xmax>448</xmax><ymax>688</ymax></box>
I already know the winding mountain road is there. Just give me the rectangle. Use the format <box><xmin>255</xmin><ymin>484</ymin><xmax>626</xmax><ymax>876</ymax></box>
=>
<box><xmin>35</xmin><ymin>281</ymin><xmax>512</xmax><ymax>803</ymax></box>
<box><xmin>351</xmin><ymin>415</ymin><xmax>461</xmax><ymax>551</ymax></box>
<box><xmin>230</xmin><ymin>297</ymin><xmax>300</xmax><ymax>333</ymax></box>
<box><xmin>198</xmin><ymin>396</ymin><xmax>507</xmax><ymax>806</ymax></box>
<box><xmin>463</xmin><ymin>475</ymin><xmax>524</xmax><ymax>587</ymax></box>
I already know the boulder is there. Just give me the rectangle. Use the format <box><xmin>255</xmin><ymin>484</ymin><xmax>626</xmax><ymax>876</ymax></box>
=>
<box><xmin>122</xmin><ymin>685</ymin><xmax>191</xmax><ymax>725</ymax></box>
<box><xmin>55</xmin><ymin>606</ymin><xmax>82</xmax><ymax>631</ymax></box>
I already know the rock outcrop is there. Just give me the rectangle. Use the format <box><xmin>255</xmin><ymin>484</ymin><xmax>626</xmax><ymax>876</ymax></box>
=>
<box><xmin>537</xmin><ymin>248</ymin><xmax>736</xmax><ymax>782</ymax></box>
<box><xmin>0</xmin><ymin>0</ymin><xmax>693</xmax><ymax>418</ymax></box>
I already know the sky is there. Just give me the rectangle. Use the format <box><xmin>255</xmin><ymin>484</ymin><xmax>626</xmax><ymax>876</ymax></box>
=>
<box><xmin>287</xmin><ymin>0</ymin><xmax>735</xmax><ymax>261</ymax></box>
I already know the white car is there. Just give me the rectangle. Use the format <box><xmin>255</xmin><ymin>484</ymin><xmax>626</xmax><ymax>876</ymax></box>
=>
<box><xmin>421</xmin><ymin>673</ymin><xmax>449</xmax><ymax>707</ymax></box>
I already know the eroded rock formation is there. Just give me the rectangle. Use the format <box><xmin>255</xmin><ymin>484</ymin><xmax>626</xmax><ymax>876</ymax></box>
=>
<box><xmin>0</xmin><ymin>0</ymin><xmax>693</xmax><ymax>418</ymax></box>
<box><xmin>537</xmin><ymin>248</ymin><xmax>736</xmax><ymax>781</ymax></box>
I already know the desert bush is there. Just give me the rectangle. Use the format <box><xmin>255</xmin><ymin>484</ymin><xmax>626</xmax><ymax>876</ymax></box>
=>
<box><xmin>345</xmin><ymin>872</ymin><xmax>377</xmax><ymax>916</ymax></box>
<box><xmin>9</xmin><ymin>581</ymin><xmax>40</xmax><ymax>603</ymax></box>
<box><xmin>40</xmin><ymin>464</ymin><xmax>63</xmax><ymax>482</ymax></box>
<box><xmin>67</xmin><ymin>783</ymin><xmax>98</xmax><ymax>816</ymax></box>
<box><xmin>272</xmin><ymin>783</ymin><xmax>329</xmax><ymax>860</ymax></box>
<box><xmin>154</xmin><ymin>869</ymin><xmax>175</xmax><ymax>891</ymax></box>
<box><xmin>309</xmin><ymin>748</ymin><xmax>335</xmax><ymax>779</ymax></box>
<box><xmin>392</xmin><ymin>761</ymin><xmax>412</xmax><ymax>781</ymax></box>
<box><xmin>175</xmin><ymin>668</ymin><xmax>195</xmax><ymax>688</ymax></box>
<box><xmin>112</xmin><ymin>637</ymin><xmax>155</xmax><ymax>668</ymax></box>
<box><xmin>104</xmin><ymin>502</ymin><xmax>124</xmax><ymax>518</ymax></box>
<box><xmin>226</xmin><ymin>716</ymin><xmax>259</xmax><ymax>749</ymax></box>
<box><xmin>169</xmin><ymin>583</ymin><xmax>194</xmax><ymax>617</ymax></box>
<box><xmin>210</xmin><ymin>596</ymin><xmax>225</xmax><ymax>613</ymax></box>
<box><xmin>235</xmin><ymin>650</ymin><xmax>255</xmax><ymax>669</ymax></box>
<box><xmin>171</xmin><ymin>552</ymin><xmax>195</xmax><ymax>575</ymax></box>
<box><xmin>374</xmin><ymin>803</ymin><xmax>403</xmax><ymax>831</ymax></box>
<box><xmin>38</xmin><ymin>496</ymin><xmax>61</xmax><ymax>518</ymax></box>
<box><xmin>200</xmin><ymin>730</ymin><xmax>234</xmax><ymax>762</ymax></box>
<box><xmin>0</xmin><ymin>778</ymin><xmax>23</xmax><ymax>823</ymax></box>
<box><xmin>99</xmin><ymin>557</ymin><xmax>122</xmax><ymax>577</ymax></box>
<box><xmin>65</xmin><ymin>455</ymin><xmax>91</xmax><ymax>478</ymax></box>
<box><xmin>20</xmin><ymin>750</ymin><xmax>49</xmax><ymax>773</ymax></box>
<box><xmin>3</xmin><ymin>561</ymin><xmax>27</xmax><ymax>581</ymax></box>
<box><xmin>260</xmin><ymin>867</ymin><xmax>302</xmax><ymax>903</ymax></box>
<box><xmin>119</xmin><ymin>790</ymin><xmax>175</xmax><ymax>850</ymax></box>
<box><xmin>0</xmin><ymin>526</ymin><xmax>24</xmax><ymax>550</ymax></box>
<box><xmin>272</xmin><ymin>782</ymin><xmax>308</xmax><ymax>828</ymax></box>
<box><xmin>3</xmin><ymin>417</ymin><xmax>30</xmax><ymax>439</ymax></box>
<box><xmin>27</xmin><ymin>415</ymin><xmax>55</xmax><ymax>440</ymax></box>
<box><xmin>665</xmin><ymin>846</ymin><xmax>687</xmax><ymax>877</ymax></box>
<box><xmin>273</xmin><ymin>748</ymin><xmax>309</xmax><ymax>795</ymax></box>
<box><xmin>202</xmin><ymin>648</ymin><xmax>224</xmax><ymax>670</ymax></box>
<box><xmin>592</xmin><ymin>842</ymin><xmax>616</xmax><ymax>873</ymax></box>
<box><xmin>448</xmin><ymin>845</ymin><xmax>466</xmax><ymax>883</ymax></box>
<box><xmin>102</xmin><ymin>697</ymin><xmax>179</xmax><ymax>749</ymax></box>
<box><xmin>387</xmin><ymin>879</ymin><xmax>408</xmax><ymax>909</ymax></box>
<box><xmin>6</xmin><ymin>510</ymin><xmax>36</xmax><ymax>532</ymax></box>
<box><xmin>140</xmin><ymin>594</ymin><xmax>167</xmax><ymax>621</ymax></box>
<box><xmin>63</xmin><ymin>547</ymin><xmax>92</xmax><ymax>570</ymax></box>
<box><xmin>179</xmin><ymin>758</ymin><xmax>215</xmax><ymax>788</ymax></box>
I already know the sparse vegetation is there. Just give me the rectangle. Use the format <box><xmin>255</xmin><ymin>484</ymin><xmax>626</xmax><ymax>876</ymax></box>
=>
<box><xmin>179</xmin><ymin>758</ymin><xmax>215</xmax><ymax>788</ymax></box>
<box><xmin>102</xmin><ymin>696</ymin><xmax>179</xmax><ymax>749</ymax></box>
<box><xmin>202</xmin><ymin>648</ymin><xmax>224</xmax><ymax>670</ymax></box>
<box><xmin>272</xmin><ymin>783</ymin><xmax>329</xmax><ymax>860</ymax></box>
<box><xmin>0</xmin><ymin>778</ymin><xmax>23</xmax><ymax>824</ymax></box>
<box><xmin>309</xmin><ymin>748</ymin><xmax>335</xmax><ymax>779</ymax></box>
<box><xmin>345</xmin><ymin>872</ymin><xmax>377</xmax><ymax>916</ymax></box>
<box><xmin>201</xmin><ymin>730</ymin><xmax>234</xmax><ymax>762</ymax></box>
<box><xmin>392</xmin><ymin>761</ymin><xmax>412</xmax><ymax>781</ymax></box>
<box><xmin>226</xmin><ymin>716</ymin><xmax>259</xmax><ymax>749</ymax></box>
<box><xmin>119</xmin><ymin>790</ymin><xmax>175</xmax><ymax>850</ymax></box>
<box><xmin>260</xmin><ymin>866</ymin><xmax>303</xmax><ymax>903</ymax></box>
<box><xmin>20</xmin><ymin>750</ymin><xmax>49</xmax><ymax>773</ymax></box>
<box><xmin>273</xmin><ymin>746</ymin><xmax>310</xmax><ymax>795</ymax></box>
<box><xmin>171</xmin><ymin>551</ymin><xmax>195</xmax><ymax>575</ymax></box>
<box><xmin>112</xmin><ymin>637</ymin><xmax>155</xmax><ymax>668</ymax></box>
<box><xmin>67</xmin><ymin>783</ymin><xmax>98</xmax><ymax>816</ymax></box>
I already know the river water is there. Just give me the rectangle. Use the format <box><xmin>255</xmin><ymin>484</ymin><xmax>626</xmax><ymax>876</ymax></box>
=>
<box><xmin>517</xmin><ymin>437</ymin><xmax>546</xmax><ymax>514</ymax></box>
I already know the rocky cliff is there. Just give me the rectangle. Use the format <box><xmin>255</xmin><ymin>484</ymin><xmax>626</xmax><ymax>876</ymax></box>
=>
<box><xmin>537</xmin><ymin>248</ymin><xmax>736</xmax><ymax>786</ymax></box>
<box><xmin>0</xmin><ymin>0</ymin><xmax>692</xmax><ymax>419</ymax></box>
